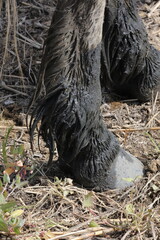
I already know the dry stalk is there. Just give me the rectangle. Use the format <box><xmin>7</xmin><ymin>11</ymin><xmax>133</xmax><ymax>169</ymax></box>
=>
<box><xmin>12</xmin><ymin>0</ymin><xmax>24</xmax><ymax>80</ymax></box>
<box><xmin>110</xmin><ymin>127</ymin><xmax>160</xmax><ymax>132</ymax></box>
<box><xmin>0</xmin><ymin>0</ymin><xmax>2</xmax><ymax>12</ymax></box>
<box><xmin>0</xmin><ymin>125</ymin><xmax>27</xmax><ymax>130</ymax></box>
<box><xmin>121</xmin><ymin>229</ymin><xmax>132</xmax><ymax>240</ymax></box>
<box><xmin>0</xmin><ymin>0</ymin><xmax>24</xmax><ymax>91</ymax></box>
<box><xmin>146</xmin><ymin>93</ymin><xmax>160</xmax><ymax>127</ymax></box>
<box><xmin>0</xmin><ymin>82</ymin><xmax>28</xmax><ymax>96</ymax></box>
<box><xmin>1</xmin><ymin>125</ymin><xmax>160</xmax><ymax>132</ymax></box>
<box><xmin>48</xmin><ymin>227</ymin><xmax>115</xmax><ymax>240</ymax></box>
<box><xmin>0</xmin><ymin>0</ymin><xmax>11</xmax><ymax>82</ymax></box>
<box><xmin>148</xmin><ymin>1</ymin><xmax>160</xmax><ymax>17</ymax></box>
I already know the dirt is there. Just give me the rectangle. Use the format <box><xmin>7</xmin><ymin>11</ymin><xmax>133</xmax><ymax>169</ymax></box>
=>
<box><xmin>0</xmin><ymin>1</ymin><xmax>160</xmax><ymax>239</ymax></box>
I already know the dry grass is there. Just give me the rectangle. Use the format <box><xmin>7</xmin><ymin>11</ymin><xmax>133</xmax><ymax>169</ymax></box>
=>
<box><xmin>0</xmin><ymin>171</ymin><xmax>159</xmax><ymax>239</ymax></box>
<box><xmin>0</xmin><ymin>0</ymin><xmax>23</xmax><ymax>83</ymax></box>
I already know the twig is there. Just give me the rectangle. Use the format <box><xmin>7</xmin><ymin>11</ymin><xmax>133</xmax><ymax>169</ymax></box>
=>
<box><xmin>69</xmin><ymin>220</ymin><xmax>97</xmax><ymax>232</ymax></box>
<box><xmin>48</xmin><ymin>227</ymin><xmax>115</xmax><ymax>240</ymax></box>
<box><xmin>1</xmin><ymin>126</ymin><xmax>160</xmax><ymax>132</ymax></box>
<box><xmin>146</xmin><ymin>112</ymin><xmax>159</xmax><ymax>128</ymax></box>
<box><xmin>148</xmin><ymin>1</ymin><xmax>160</xmax><ymax>17</ymax></box>
<box><xmin>71</xmin><ymin>229</ymin><xmax>109</xmax><ymax>240</ymax></box>
<box><xmin>155</xmin><ymin>118</ymin><xmax>160</xmax><ymax>124</ymax></box>
<box><xmin>121</xmin><ymin>229</ymin><xmax>132</xmax><ymax>240</ymax></box>
<box><xmin>0</xmin><ymin>0</ymin><xmax>11</xmax><ymax>82</ymax></box>
<box><xmin>141</xmin><ymin>173</ymin><xmax>160</xmax><ymax>195</ymax></box>
<box><xmin>148</xmin><ymin>196</ymin><xmax>160</xmax><ymax>210</ymax></box>
<box><xmin>151</xmin><ymin>222</ymin><xmax>157</xmax><ymax>240</ymax></box>
<box><xmin>7</xmin><ymin>85</ymin><xmax>36</xmax><ymax>89</ymax></box>
<box><xmin>146</xmin><ymin>132</ymin><xmax>160</xmax><ymax>153</ymax></box>
<box><xmin>0</xmin><ymin>81</ymin><xmax>28</xmax><ymax>96</ymax></box>
<box><xmin>0</xmin><ymin>232</ymin><xmax>16</xmax><ymax>237</ymax></box>
<box><xmin>17</xmin><ymin>32</ymin><xmax>42</xmax><ymax>49</ymax></box>
<box><xmin>0</xmin><ymin>126</ymin><xmax>27</xmax><ymax>130</ymax></box>
<box><xmin>22</xmin><ymin>1</ymin><xmax>55</xmax><ymax>12</ymax></box>
<box><xmin>22</xmin><ymin>1</ymin><xmax>43</xmax><ymax>10</ymax></box>
<box><xmin>13</xmin><ymin>0</ymin><xmax>24</xmax><ymax>80</ymax></box>
<box><xmin>0</xmin><ymin>0</ymin><xmax>2</xmax><ymax>12</ymax></box>
<box><xmin>110</xmin><ymin>127</ymin><xmax>160</xmax><ymax>133</ymax></box>
<box><xmin>3</xmin><ymin>74</ymin><xmax>26</xmax><ymax>79</ymax></box>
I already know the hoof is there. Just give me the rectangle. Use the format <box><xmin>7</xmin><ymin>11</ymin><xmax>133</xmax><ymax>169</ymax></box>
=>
<box><xmin>105</xmin><ymin>148</ymin><xmax>144</xmax><ymax>189</ymax></box>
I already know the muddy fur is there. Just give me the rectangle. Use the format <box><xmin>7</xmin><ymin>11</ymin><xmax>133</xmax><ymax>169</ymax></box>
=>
<box><xmin>30</xmin><ymin>0</ymin><xmax>119</xmax><ymax>190</ymax></box>
<box><xmin>29</xmin><ymin>0</ymin><xmax>160</xmax><ymax>190</ymax></box>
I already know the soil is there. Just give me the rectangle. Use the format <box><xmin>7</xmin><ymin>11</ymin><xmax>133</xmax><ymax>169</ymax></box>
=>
<box><xmin>0</xmin><ymin>1</ymin><xmax>160</xmax><ymax>239</ymax></box>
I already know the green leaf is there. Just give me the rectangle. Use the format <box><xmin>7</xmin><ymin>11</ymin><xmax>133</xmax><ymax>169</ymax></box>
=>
<box><xmin>9</xmin><ymin>217</ymin><xmax>17</xmax><ymax>225</ymax></box>
<box><xmin>17</xmin><ymin>145</ymin><xmax>24</xmax><ymax>156</ymax></box>
<box><xmin>0</xmin><ymin>215</ymin><xmax>9</xmax><ymax>232</ymax></box>
<box><xmin>2</xmin><ymin>126</ymin><xmax>13</xmax><ymax>163</ymax></box>
<box><xmin>11</xmin><ymin>145</ymin><xmax>24</xmax><ymax>156</ymax></box>
<box><xmin>89</xmin><ymin>220</ymin><xmax>100</xmax><ymax>228</ymax></box>
<box><xmin>0</xmin><ymin>193</ymin><xmax>6</xmax><ymax>204</ymax></box>
<box><xmin>151</xmin><ymin>184</ymin><xmax>159</xmax><ymax>192</ymax></box>
<box><xmin>11</xmin><ymin>209</ymin><xmax>24</xmax><ymax>218</ymax></box>
<box><xmin>10</xmin><ymin>142</ymin><xmax>16</xmax><ymax>155</ymax></box>
<box><xmin>125</xmin><ymin>203</ymin><xmax>135</xmax><ymax>215</ymax></box>
<box><xmin>16</xmin><ymin>181</ymin><xmax>28</xmax><ymax>188</ymax></box>
<box><xmin>13</xmin><ymin>226</ymin><xmax>21</xmax><ymax>234</ymax></box>
<box><xmin>63</xmin><ymin>190</ymin><xmax>70</xmax><ymax>197</ymax></box>
<box><xmin>17</xmin><ymin>218</ymin><xmax>25</xmax><ymax>228</ymax></box>
<box><xmin>122</xmin><ymin>177</ymin><xmax>134</xmax><ymax>182</ymax></box>
<box><xmin>83</xmin><ymin>192</ymin><xmax>94</xmax><ymax>208</ymax></box>
<box><xmin>0</xmin><ymin>179</ymin><xmax>3</xmax><ymax>188</ymax></box>
<box><xmin>3</xmin><ymin>173</ymin><xmax>10</xmax><ymax>184</ymax></box>
<box><xmin>16</xmin><ymin>174</ymin><xmax>21</xmax><ymax>184</ymax></box>
<box><xmin>2</xmin><ymin>140</ymin><xmax>7</xmax><ymax>163</ymax></box>
<box><xmin>0</xmin><ymin>202</ymin><xmax>17</xmax><ymax>212</ymax></box>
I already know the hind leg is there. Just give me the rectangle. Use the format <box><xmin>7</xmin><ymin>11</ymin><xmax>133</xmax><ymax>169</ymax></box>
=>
<box><xmin>101</xmin><ymin>0</ymin><xmax>160</xmax><ymax>101</ymax></box>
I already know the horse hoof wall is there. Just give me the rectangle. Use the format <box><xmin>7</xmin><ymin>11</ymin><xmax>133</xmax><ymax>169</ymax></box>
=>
<box><xmin>106</xmin><ymin>149</ymin><xmax>144</xmax><ymax>189</ymax></box>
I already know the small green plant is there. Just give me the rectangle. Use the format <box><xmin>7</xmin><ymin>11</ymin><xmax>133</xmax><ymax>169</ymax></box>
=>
<box><xmin>1</xmin><ymin>126</ymin><xmax>25</xmax><ymax>166</ymax></box>
<box><xmin>1</xmin><ymin>126</ymin><xmax>27</xmax><ymax>180</ymax></box>
<box><xmin>0</xmin><ymin>191</ymin><xmax>25</xmax><ymax>234</ymax></box>
<box><xmin>2</xmin><ymin>126</ymin><xmax>14</xmax><ymax>164</ymax></box>
<box><xmin>0</xmin><ymin>127</ymin><xmax>27</xmax><ymax>236</ymax></box>
<box><xmin>82</xmin><ymin>192</ymin><xmax>94</xmax><ymax>208</ymax></box>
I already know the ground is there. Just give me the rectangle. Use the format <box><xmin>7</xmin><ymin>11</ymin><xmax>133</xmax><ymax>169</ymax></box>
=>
<box><xmin>0</xmin><ymin>1</ymin><xmax>160</xmax><ymax>239</ymax></box>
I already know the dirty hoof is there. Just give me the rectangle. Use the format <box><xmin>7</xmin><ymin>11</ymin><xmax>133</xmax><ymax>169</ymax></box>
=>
<box><xmin>106</xmin><ymin>149</ymin><xmax>144</xmax><ymax>189</ymax></box>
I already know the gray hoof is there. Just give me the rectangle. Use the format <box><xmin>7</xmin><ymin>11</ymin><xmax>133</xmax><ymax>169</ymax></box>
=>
<box><xmin>106</xmin><ymin>148</ymin><xmax>144</xmax><ymax>189</ymax></box>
